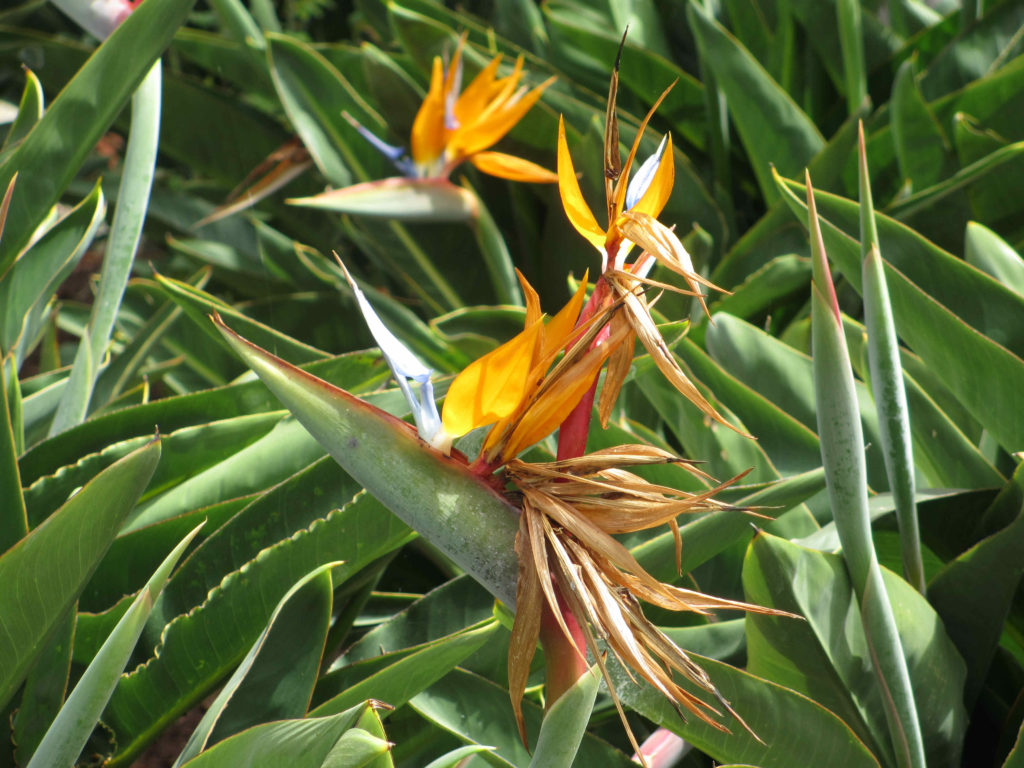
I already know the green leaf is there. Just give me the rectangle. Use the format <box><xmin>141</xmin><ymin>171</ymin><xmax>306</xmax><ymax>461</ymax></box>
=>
<box><xmin>776</xmin><ymin>172</ymin><xmax>1024</xmax><ymax>455</ymax></box>
<box><xmin>609</xmin><ymin>653</ymin><xmax>882</xmax><ymax>768</ymax></box>
<box><xmin>50</xmin><ymin>62</ymin><xmax>162</xmax><ymax>435</ymax></box>
<box><xmin>103</xmin><ymin>492</ymin><xmax>414</xmax><ymax>766</ymax></box>
<box><xmin>0</xmin><ymin>180</ymin><xmax>105</xmax><ymax>358</ymax></box>
<box><xmin>0</xmin><ymin>352</ymin><xmax>26</xmax><ymax>552</ymax></box>
<box><xmin>808</xmin><ymin>181</ymin><xmax>927</xmax><ymax>768</ymax></box>
<box><xmin>174</xmin><ymin>563</ymin><xmax>336</xmax><ymax>765</ymax></box>
<box><xmin>312</xmin><ymin>620</ymin><xmax>500</xmax><ymax>718</ymax></box>
<box><xmin>26</xmin><ymin>523</ymin><xmax>202</xmax><ymax>768</ymax></box>
<box><xmin>686</xmin><ymin>0</ymin><xmax>824</xmax><ymax>204</ymax></box>
<box><xmin>928</xmin><ymin>465</ymin><xmax>1024</xmax><ymax>708</ymax></box>
<box><xmin>743</xmin><ymin>532</ymin><xmax>967</xmax><ymax>768</ymax></box>
<box><xmin>463</xmin><ymin>178</ymin><xmax>523</xmax><ymax>307</ymax></box>
<box><xmin>177</xmin><ymin>702</ymin><xmax>386</xmax><ymax>768</ymax></box>
<box><xmin>410</xmin><ymin>668</ymin><xmax>634</xmax><ymax>767</ymax></box>
<box><xmin>154</xmin><ymin>272</ymin><xmax>330</xmax><ymax>365</ymax></box>
<box><xmin>1</xmin><ymin>67</ymin><xmax>44</xmax><ymax>152</ymax></box>
<box><xmin>0</xmin><ymin>438</ymin><xmax>160</xmax><ymax>710</ymax></box>
<box><xmin>964</xmin><ymin>221</ymin><xmax>1024</xmax><ymax>296</ymax></box>
<box><xmin>214</xmin><ymin>318</ymin><xmax>521</xmax><ymax>607</ymax></box>
<box><xmin>837</xmin><ymin>0</ymin><xmax>867</xmax><ymax>115</ymax></box>
<box><xmin>528</xmin><ymin>666</ymin><xmax>599</xmax><ymax>768</ymax></box>
<box><xmin>0</xmin><ymin>0</ymin><xmax>198</xmax><ymax>273</ymax></box>
<box><xmin>891</xmin><ymin>58</ymin><xmax>950</xmax><ymax>191</ymax></box>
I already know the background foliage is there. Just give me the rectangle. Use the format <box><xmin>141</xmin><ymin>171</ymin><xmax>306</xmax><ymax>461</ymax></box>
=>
<box><xmin>1</xmin><ymin>0</ymin><xmax>1023</xmax><ymax>765</ymax></box>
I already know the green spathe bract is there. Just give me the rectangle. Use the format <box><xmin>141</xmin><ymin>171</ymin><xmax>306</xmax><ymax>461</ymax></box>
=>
<box><xmin>213</xmin><ymin>314</ymin><xmax>520</xmax><ymax>607</ymax></box>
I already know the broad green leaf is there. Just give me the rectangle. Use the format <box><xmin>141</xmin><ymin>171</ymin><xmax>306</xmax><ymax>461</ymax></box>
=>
<box><xmin>616</xmin><ymin>653</ymin><xmax>883</xmax><ymax>768</ymax></box>
<box><xmin>103</xmin><ymin>492</ymin><xmax>414</xmax><ymax>766</ymax></box>
<box><xmin>12</xmin><ymin>611</ymin><xmax>73</xmax><ymax>764</ymax></box>
<box><xmin>928</xmin><ymin>465</ymin><xmax>1024</xmax><ymax>708</ymax></box>
<box><xmin>0</xmin><ymin>181</ymin><xmax>105</xmax><ymax>357</ymax></box>
<box><xmin>311</xmin><ymin>621</ymin><xmax>500</xmax><ymax>717</ymax></box>
<box><xmin>410</xmin><ymin>668</ymin><xmax>634</xmax><ymax>767</ymax></box>
<box><xmin>711</xmin><ymin>254</ymin><xmax>811</xmax><ymax>322</ymax></box>
<box><xmin>25</xmin><ymin>412</ymin><xmax>284</xmax><ymax>528</ymax></box>
<box><xmin>528</xmin><ymin>665</ymin><xmax>599</xmax><ymax>768</ymax></box>
<box><xmin>0</xmin><ymin>439</ymin><xmax>160</xmax><ymax>710</ymax></box>
<box><xmin>463</xmin><ymin>178</ymin><xmax>523</xmax><ymax>307</ymax></box>
<box><xmin>144</xmin><ymin>455</ymin><xmax>361</xmax><ymax>630</ymax></box>
<box><xmin>891</xmin><ymin>58</ymin><xmax>950</xmax><ymax>191</ymax></box>
<box><xmin>964</xmin><ymin>221</ymin><xmax>1024</xmax><ymax>296</ymax></box>
<box><xmin>687</xmin><ymin>0</ymin><xmax>824</xmax><ymax>203</ymax></box>
<box><xmin>0</xmin><ymin>0</ymin><xmax>198</xmax><ymax>273</ymax></box>
<box><xmin>174</xmin><ymin>564</ymin><xmax>336</xmax><ymax>765</ymax></box>
<box><xmin>424</xmin><ymin>745</ymin><xmax>497</xmax><ymax>768</ymax></box>
<box><xmin>26</xmin><ymin>523</ymin><xmax>202</xmax><ymax>768</ymax></box>
<box><xmin>177</xmin><ymin>703</ymin><xmax>385</xmax><ymax>768</ymax></box>
<box><xmin>214</xmin><ymin>318</ymin><xmax>521</xmax><ymax>607</ymax></box>
<box><xmin>837</xmin><ymin>0</ymin><xmax>867</xmax><ymax>115</ymax></box>
<box><xmin>743</xmin><ymin>532</ymin><xmax>967</xmax><ymax>768</ymax></box>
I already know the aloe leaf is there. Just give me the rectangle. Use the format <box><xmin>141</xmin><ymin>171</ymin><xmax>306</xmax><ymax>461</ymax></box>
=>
<box><xmin>50</xmin><ymin>61</ymin><xmax>161</xmax><ymax>435</ymax></box>
<box><xmin>25</xmin><ymin>522</ymin><xmax>202</xmax><ymax>768</ymax></box>
<box><xmin>0</xmin><ymin>180</ymin><xmax>105</xmax><ymax>361</ymax></box>
<box><xmin>0</xmin><ymin>0</ymin><xmax>197</xmax><ymax>273</ymax></box>
<box><xmin>176</xmin><ymin>702</ymin><xmax>386</xmax><ymax>768</ymax></box>
<box><xmin>528</xmin><ymin>666</ymin><xmax>599</xmax><ymax>768</ymax></box>
<box><xmin>213</xmin><ymin>316</ymin><xmax>521</xmax><ymax>607</ymax></box>
<box><xmin>103</xmin><ymin>491</ymin><xmax>413</xmax><ymax>766</ymax></box>
<box><xmin>686</xmin><ymin>0</ymin><xmax>824</xmax><ymax>204</ymax></box>
<box><xmin>0</xmin><ymin>438</ymin><xmax>160</xmax><ymax>710</ymax></box>
<box><xmin>174</xmin><ymin>563</ymin><xmax>336</xmax><ymax>765</ymax></box>
<box><xmin>858</xmin><ymin>125</ymin><xmax>924</xmax><ymax>593</ymax></box>
<box><xmin>808</xmin><ymin>175</ymin><xmax>926</xmax><ymax>768</ymax></box>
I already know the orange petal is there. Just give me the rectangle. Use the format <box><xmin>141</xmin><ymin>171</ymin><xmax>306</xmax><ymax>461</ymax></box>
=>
<box><xmin>441</xmin><ymin>320</ymin><xmax>543</xmax><ymax>436</ymax></box>
<box><xmin>469</xmin><ymin>151</ymin><xmax>557</xmax><ymax>183</ymax></box>
<box><xmin>517</xmin><ymin>268</ymin><xmax>542</xmax><ymax>326</ymax></box>
<box><xmin>630</xmin><ymin>134</ymin><xmax>675</xmax><ymax>220</ymax></box>
<box><xmin>411</xmin><ymin>56</ymin><xmax>447</xmax><ymax>167</ymax></box>
<box><xmin>611</xmin><ymin>81</ymin><xmax>675</xmax><ymax>216</ymax></box>
<box><xmin>541</xmin><ymin>270</ymin><xmax>589</xmax><ymax>358</ymax></box>
<box><xmin>449</xmin><ymin>76</ymin><xmax>554</xmax><ymax>159</ymax></box>
<box><xmin>557</xmin><ymin>116</ymin><xmax>606</xmax><ymax>251</ymax></box>
<box><xmin>455</xmin><ymin>55</ymin><xmax>503</xmax><ymax>125</ymax></box>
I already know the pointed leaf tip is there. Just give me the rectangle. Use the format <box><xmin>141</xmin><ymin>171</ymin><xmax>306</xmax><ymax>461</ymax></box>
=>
<box><xmin>805</xmin><ymin>172</ymin><xmax>841</xmax><ymax>324</ymax></box>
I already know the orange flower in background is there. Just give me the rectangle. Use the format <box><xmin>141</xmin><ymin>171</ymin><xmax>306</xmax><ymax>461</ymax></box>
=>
<box><xmin>346</xmin><ymin>34</ymin><xmax>557</xmax><ymax>184</ymax></box>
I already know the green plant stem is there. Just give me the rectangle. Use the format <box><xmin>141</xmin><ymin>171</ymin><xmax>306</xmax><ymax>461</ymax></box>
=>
<box><xmin>808</xmin><ymin>176</ymin><xmax>926</xmax><ymax>768</ymax></box>
<box><xmin>49</xmin><ymin>61</ymin><xmax>162</xmax><ymax>435</ymax></box>
<box><xmin>858</xmin><ymin>124</ymin><xmax>924</xmax><ymax>593</ymax></box>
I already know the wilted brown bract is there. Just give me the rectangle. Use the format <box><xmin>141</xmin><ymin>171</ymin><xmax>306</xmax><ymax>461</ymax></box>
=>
<box><xmin>503</xmin><ymin>446</ymin><xmax>797</xmax><ymax>757</ymax></box>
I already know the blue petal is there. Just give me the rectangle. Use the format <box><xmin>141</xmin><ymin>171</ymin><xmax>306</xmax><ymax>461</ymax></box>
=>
<box><xmin>625</xmin><ymin>134</ymin><xmax>668</xmax><ymax>211</ymax></box>
<box><xmin>343</xmin><ymin>111</ymin><xmax>415</xmax><ymax>177</ymax></box>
